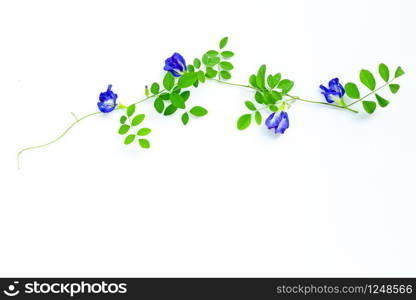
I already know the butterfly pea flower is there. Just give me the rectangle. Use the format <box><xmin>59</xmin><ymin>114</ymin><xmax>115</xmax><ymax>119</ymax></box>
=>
<box><xmin>164</xmin><ymin>52</ymin><xmax>187</xmax><ymax>77</ymax></box>
<box><xmin>265</xmin><ymin>111</ymin><xmax>289</xmax><ymax>134</ymax></box>
<box><xmin>319</xmin><ymin>78</ymin><xmax>345</xmax><ymax>103</ymax></box>
<box><xmin>97</xmin><ymin>84</ymin><xmax>118</xmax><ymax>113</ymax></box>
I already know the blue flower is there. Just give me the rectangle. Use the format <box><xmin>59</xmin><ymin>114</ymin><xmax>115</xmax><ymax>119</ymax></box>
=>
<box><xmin>164</xmin><ymin>52</ymin><xmax>187</xmax><ymax>77</ymax></box>
<box><xmin>97</xmin><ymin>84</ymin><xmax>117</xmax><ymax>113</ymax></box>
<box><xmin>319</xmin><ymin>78</ymin><xmax>345</xmax><ymax>103</ymax></box>
<box><xmin>265</xmin><ymin>111</ymin><xmax>289</xmax><ymax>134</ymax></box>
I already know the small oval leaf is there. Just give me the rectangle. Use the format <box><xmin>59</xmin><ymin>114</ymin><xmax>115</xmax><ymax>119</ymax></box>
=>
<box><xmin>245</xmin><ymin>101</ymin><xmax>256</xmax><ymax>111</ymax></box>
<box><xmin>255</xmin><ymin>111</ymin><xmax>262</xmax><ymax>125</ymax></box>
<box><xmin>126</xmin><ymin>104</ymin><xmax>136</xmax><ymax>117</ymax></box>
<box><xmin>190</xmin><ymin>106</ymin><xmax>208</xmax><ymax>117</ymax></box>
<box><xmin>237</xmin><ymin>114</ymin><xmax>252</xmax><ymax>130</ymax></box>
<box><xmin>138</xmin><ymin>139</ymin><xmax>150</xmax><ymax>149</ymax></box>
<box><xmin>124</xmin><ymin>134</ymin><xmax>135</xmax><ymax>145</ymax></box>
<box><xmin>360</xmin><ymin>69</ymin><xmax>376</xmax><ymax>91</ymax></box>
<box><xmin>132</xmin><ymin>114</ymin><xmax>145</xmax><ymax>126</ymax></box>
<box><xmin>362</xmin><ymin>101</ymin><xmax>377</xmax><ymax>114</ymax></box>
<box><xmin>163</xmin><ymin>72</ymin><xmax>175</xmax><ymax>90</ymax></box>
<box><xmin>378</xmin><ymin>63</ymin><xmax>389</xmax><ymax>82</ymax></box>
<box><xmin>170</xmin><ymin>93</ymin><xmax>185</xmax><ymax>109</ymax></box>
<box><xmin>137</xmin><ymin>128</ymin><xmax>151</xmax><ymax>136</ymax></box>
<box><xmin>344</xmin><ymin>82</ymin><xmax>360</xmax><ymax>99</ymax></box>
<box><xmin>181</xmin><ymin>112</ymin><xmax>189</xmax><ymax>125</ymax></box>
<box><xmin>154</xmin><ymin>98</ymin><xmax>164</xmax><ymax>113</ymax></box>
<box><xmin>150</xmin><ymin>82</ymin><xmax>160</xmax><ymax>95</ymax></box>
<box><xmin>118</xmin><ymin>124</ymin><xmax>130</xmax><ymax>135</ymax></box>
<box><xmin>219</xmin><ymin>37</ymin><xmax>228</xmax><ymax>49</ymax></box>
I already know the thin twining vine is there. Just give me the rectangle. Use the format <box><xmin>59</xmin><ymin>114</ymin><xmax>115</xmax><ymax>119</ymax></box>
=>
<box><xmin>17</xmin><ymin>37</ymin><xmax>405</xmax><ymax>168</ymax></box>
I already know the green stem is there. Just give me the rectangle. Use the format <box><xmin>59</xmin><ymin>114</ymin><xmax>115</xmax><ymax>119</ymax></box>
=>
<box><xmin>286</xmin><ymin>95</ymin><xmax>358</xmax><ymax>113</ymax></box>
<box><xmin>209</xmin><ymin>78</ymin><xmax>358</xmax><ymax>113</ymax></box>
<box><xmin>347</xmin><ymin>78</ymin><xmax>395</xmax><ymax>107</ymax></box>
<box><xmin>17</xmin><ymin>92</ymin><xmax>163</xmax><ymax>169</ymax></box>
<box><xmin>210</xmin><ymin>78</ymin><xmax>253</xmax><ymax>89</ymax></box>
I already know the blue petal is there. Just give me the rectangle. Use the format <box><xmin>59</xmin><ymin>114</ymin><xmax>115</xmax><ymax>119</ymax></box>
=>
<box><xmin>319</xmin><ymin>85</ymin><xmax>329</xmax><ymax>93</ymax></box>
<box><xmin>321</xmin><ymin>91</ymin><xmax>334</xmax><ymax>103</ymax></box>
<box><xmin>265</xmin><ymin>112</ymin><xmax>276</xmax><ymax>129</ymax></box>
<box><xmin>328</xmin><ymin>78</ymin><xmax>339</xmax><ymax>89</ymax></box>
<box><xmin>276</xmin><ymin>112</ymin><xmax>289</xmax><ymax>134</ymax></box>
<box><xmin>172</xmin><ymin>52</ymin><xmax>187</xmax><ymax>71</ymax></box>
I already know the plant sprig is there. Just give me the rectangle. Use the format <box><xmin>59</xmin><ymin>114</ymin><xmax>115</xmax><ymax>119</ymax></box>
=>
<box><xmin>17</xmin><ymin>36</ymin><xmax>405</xmax><ymax>168</ymax></box>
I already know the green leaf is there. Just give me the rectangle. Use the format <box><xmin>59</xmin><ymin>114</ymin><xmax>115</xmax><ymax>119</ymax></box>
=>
<box><xmin>220</xmin><ymin>70</ymin><xmax>231</xmax><ymax>79</ymax></box>
<box><xmin>137</xmin><ymin>128</ymin><xmax>151</xmax><ymax>136</ymax></box>
<box><xmin>375</xmin><ymin>94</ymin><xmax>389</xmax><ymax>108</ymax></box>
<box><xmin>124</xmin><ymin>134</ymin><xmax>135</xmax><ymax>145</ymax></box>
<box><xmin>205</xmin><ymin>67</ymin><xmax>218</xmax><ymax>78</ymax></box>
<box><xmin>389</xmin><ymin>84</ymin><xmax>400</xmax><ymax>94</ymax></box>
<box><xmin>271</xmin><ymin>91</ymin><xmax>282</xmax><ymax>101</ymax></box>
<box><xmin>163</xmin><ymin>72</ymin><xmax>175</xmax><ymax>90</ymax></box>
<box><xmin>206</xmin><ymin>56</ymin><xmax>220</xmax><ymax>67</ymax></box>
<box><xmin>150</xmin><ymin>82</ymin><xmax>160</xmax><ymax>94</ymax></box>
<box><xmin>190</xmin><ymin>106</ymin><xmax>208</xmax><ymax>117</ymax></box>
<box><xmin>202</xmin><ymin>54</ymin><xmax>209</xmax><ymax>65</ymax></box>
<box><xmin>181</xmin><ymin>112</ymin><xmax>189</xmax><ymax>125</ymax></box>
<box><xmin>180</xmin><ymin>90</ymin><xmax>190</xmax><ymax>101</ymax></box>
<box><xmin>178</xmin><ymin>73</ymin><xmax>197</xmax><ymax>89</ymax></box>
<box><xmin>132</xmin><ymin>114</ymin><xmax>145</xmax><ymax>126</ymax></box>
<box><xmin>219</xmin><ymin>37</ymin><xmax>228</xmax><ymax>49</ymax></box>
<box><xmin>187</xmin><ymin>64</ymin><xmax>195</xmax><ymax>72</ymax></box>
<box><xmin>126</xmin><ymin>104</ymin><xmax>136</xmax><ymax>117</ymax></box>
<box><xmin>267</xmin><ymin>75</ymin><xmax>277</xmax><ymax>89</ymax></box>
<box><xmin>237</xmin><ymin>114</ymin><xmax>251</xmax><ymax>130</ymax></box>
<box><xmin>245</xmin><ymin>101</ymin><xmax>256</xmax><ymax>111</ymax></box>
<box><xmin>394</xmin><ymin>66</ymin><xmax>405</xmax><ymax>78</ymax></box>
<box><xmin>118</xmin><ymin>124</ymin><xmax>130</xmax><ymax>135</ymax></box>
<box><xmin>269</xmin><ymin>104</ymin><xmax>278</xmax><ymax>112</ymax></box>
<box><xmin>120</xmin><ymin>116</ymin><xmax>127</xmax><ymax>124</ymax></box>
<box><xmin>138</xmin><ymin>139</ymin><xmax>150</xmax><ymax>149</ymax></box>
<box><xmin>256</xmin><ymin>64</ymin><xmax>266</xmax><ymax>89</ymax></box>
<box><xmin>193</xmin><ymin>58</ymin><xmax>201</xmax><ymax>69</ymax></box>
<box><xmin>206</xmin><ymin>50</ymin><xmax>219</xmax><ymax>56</ymax></box>
<box><xmin>273</xmin><ymin>73</ymin><xmax>281</xmax><ymax>84</ymax></box>
<box><xmin>254</xmin><ymin>91</ymin><xmax>264</xmax><ymax>104</ymax></box>
<box><xmin>255</xmin><ymin>111</ymin><xmax>262</xmax><ymax>125</ymax></box>
<box><xmin>219</xmin><ymin>61</ymin><xmax>233</xmax><ymax>70</ymax></box>
<box><xmin>360</xmin><ymin>69</ymin><xmax>376</xmax><ymax>91</ymax></box>
<box><xmin>344</xmin><ymin>82</ymin><xmax>360</xmax><ymax>99</ymax></box>
<box><xmin>221</xmin><ymin>51</ymin><xmax>234</xmax><ymax>59</ymax></box>
<box><xmin>164</xmin><ymin>104</ymin><xmax>177</xmax><ymax>116</ymax></box>
<box><xmin>378</xmin><ymin>63</ymin><xmax>389</xmax><ymax>82</ymax></box>
<box><xmin>362</xmin><ymin>101</ymin><xmax>376</xmax><ymax>114</ymax></box>
<box><xmin>197</xmin><ymin>70</ymin><xmax>206</xmax><ymax>83</ymax></box>
<box><xmin>263</xmin><ymin>91</ymin><xmax>274</xmax><ymax>104</ymax></box>
<box><xmin>249</xmin><ymin>75</ymin><xmax>257</xmax><ymax>88</ymax></box>
<box><xmin>154</xmin><ymin>98</ymin><xmax>164</xmax><ymax>113</ymax></box>
<box><xmin>170</xmin><ymin>93</ymin><xmax>185</xmax><ymax>109</ymax></box>
<box><xmin>159</xmin><ymin>92</ymin><xmax>170</xmax><ymax>100</ymax></box>
<box><xmin>278</xmin><ymin>79</ymin><xmax>294</xmax><ymax>94</ymax></box>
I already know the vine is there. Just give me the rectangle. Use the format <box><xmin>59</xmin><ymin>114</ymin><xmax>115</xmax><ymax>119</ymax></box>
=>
<box><xmin>17</xmin><ymin>37</ymin><xmax>405</xmax><ymax>168</ymax></box>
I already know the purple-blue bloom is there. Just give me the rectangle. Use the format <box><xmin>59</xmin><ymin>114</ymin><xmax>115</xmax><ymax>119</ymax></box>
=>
<box><xmin>97</xmin><ymin>84</ymin><xmax>117</xmax><ymax>113</ymax></box>
<box><xmin>319</xmin><ymin>78</ymin><xmax>345</xmax><ymax>103</ymax></box>
<box><xmin>164</xmin><ymin>52</ymin><xmax>187</xmax><ymax>77</ymax></box>
<box><xmin>265</xmin><ymin>111</ymin><xmax>289</xmax><ymax>134</ymax></box>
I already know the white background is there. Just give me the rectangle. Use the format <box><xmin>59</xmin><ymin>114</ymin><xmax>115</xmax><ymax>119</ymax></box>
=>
<box><xmin>1</xmin><ymin>0</ymin><xmax>416</xmax><ymax>277</ymax></box>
